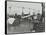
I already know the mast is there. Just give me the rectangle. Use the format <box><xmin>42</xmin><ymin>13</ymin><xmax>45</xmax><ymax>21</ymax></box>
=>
<box><xmin>22</xmin><ymin>7</ymin><xmax>24</xmax><ymax>16</ymax></box>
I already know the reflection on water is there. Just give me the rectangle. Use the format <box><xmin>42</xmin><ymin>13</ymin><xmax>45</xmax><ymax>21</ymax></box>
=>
<box><xmin>7</xmin><ymin>21</ymin><xmax>34</xmax><ymax>33</ymax></box>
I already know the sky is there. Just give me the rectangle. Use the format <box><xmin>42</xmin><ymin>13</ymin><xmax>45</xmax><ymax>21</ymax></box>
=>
<box><xmin>7</xmin><ymin>1</ymin><xmax>42</xmax><ymax>15</ymax></box>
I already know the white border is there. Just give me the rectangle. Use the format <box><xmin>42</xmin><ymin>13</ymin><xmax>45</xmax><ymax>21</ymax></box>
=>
<box><xmin>0</xmin><ymin>0</ymin><xmax>46</xmax><ymax>35</ymax></box>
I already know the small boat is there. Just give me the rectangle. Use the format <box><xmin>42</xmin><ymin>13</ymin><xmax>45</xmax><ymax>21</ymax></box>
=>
<box><xmin>7</xmin><ymin>18</ymin><xmax>15</xmax><ymax>24</ymax></box>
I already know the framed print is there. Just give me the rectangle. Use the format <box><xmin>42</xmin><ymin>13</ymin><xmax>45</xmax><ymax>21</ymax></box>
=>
<box><xmin>5</xmin><ymin>0</ymin><xmax>45</xmax><ymax>34</ymax></box>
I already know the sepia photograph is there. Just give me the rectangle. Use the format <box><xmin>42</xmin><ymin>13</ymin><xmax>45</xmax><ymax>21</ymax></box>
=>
<box><xmin>5</xmin><ymin>0</ymin><xmax>45</xmax><ymax>34</ymax></box>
